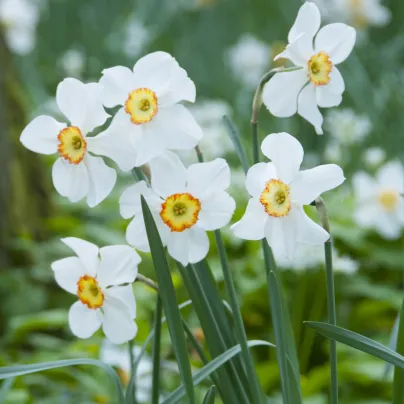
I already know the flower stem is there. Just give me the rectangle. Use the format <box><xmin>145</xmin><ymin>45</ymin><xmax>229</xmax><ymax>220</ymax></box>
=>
<box><xmin>251</xmin><ymin>66</ymin><xmax>302</xmax><ymax>163</ymax></box>
<box><xmin>136</xmin><ymin>273</ymin><xmax>159</xmax><ymax>292</ymax></box>
<box><xmin>195</xmin><ymin>145</ymin><xmax>204</xmax><ymax>163</ymax></box>
<box><xmin>315</xmin><ymin>196</ymin><xmax>338</xmax><ymax>404</ymax></box>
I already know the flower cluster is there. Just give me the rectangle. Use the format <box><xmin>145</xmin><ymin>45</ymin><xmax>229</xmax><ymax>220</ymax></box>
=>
<box><xmin>20</xmin><ymin>2</ymin><xmax>366</xmax><ymax>345</ymax></box>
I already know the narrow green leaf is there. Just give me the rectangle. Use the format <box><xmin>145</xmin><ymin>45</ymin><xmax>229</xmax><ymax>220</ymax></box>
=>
<box><xmin>203</xmin><ymin>386</ymin><xmax>216</xmax><ymax>404</ymax></box>
<box><xmin>306</xmin><ymin>321</ymin><xmax>404</xmax><ymax>369</ymax></box>
<box><xmin>0</xmin><ymin>378</ymin><xmax>14</xmax><ymax>403</ymax></box>
<box><xmin>162</xmin><ymin>340</ymin><xmax>275</xmax><ymax>404</ymax></box>
<box><xmin>0</xmin><ymin>359</ymin><xmax>124</xmax><ymax>404</ymax></box>
<box><xmin>287</xmin><ymin>358</ymin><xmax>302</xmax><ymax>404</ymax></box>
<box><xmin>126</xmin><ymin>300</ymin><xmax>193</xmax><ymax>403</ymax></box>
<box><xmin>385</xmin><ymin>315</ymin><xmax>399</xmax><ymax>378</ymax></box>
<box><xmin>393</xmin><ymin>296</ymin><xmax>404</xmax><ymax>404</ymax></box>
<box><xmin>222</xmin><ymin>115</ymin><xmax>249</xmax><ymax>174</ymax></box>
<box><xmin>141</xmin><ymin>196</ymin><xmax>195</xmax><ymax>404</ymax></box>
<box><xmin>151</xmin><ymin>296</ymin><xmax>163</xmax><ymax>404</ymax></box>
<box><xmin>214</xmin><ymin>230</ymin><xmax>263</xmax><ymax>403</ymax></box>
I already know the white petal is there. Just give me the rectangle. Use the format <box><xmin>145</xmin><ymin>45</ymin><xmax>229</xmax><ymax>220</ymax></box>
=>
<box><xmin>68</xmin><ymin>301</ymin><xmax>103</xmax><ymax>339</ymax></box>
<box><xmin>132</xmin><ymin>52</ymin><xmax>195</xmax><ymax>104</ymax></box>
<box><xmin>20</xmin><ymin>116</ymin><xmax>64</xmax><ymax>155</ymax></box>
<box><xmin>52</xmin><ymin>158</ymin><xmax>89</xmax><ymax>203</ymax></box>
<box><xmin>61</xmin><ymin>237</ymin><xmax>99</xmax><ymax>276</ymax></box>
<box><xmin>120</xmin><ymin>181</ymin><xmax>162</xmax><ymax>219</ymax></box>
<box><xmin>197</xmin><ymin>191</ymin><xmax>236</xmax><ymax>230</ymax></box>
<box><xmin>97</xmin><ymin>245</ymin><xmax>141</xmax><ymax>288</ymax></box>
<box><xmin>290</xmin><ymin>164</ymin><xmax>345</xmax><ymax>205</ymax></box>
<box><xmin>261</xmin><ymin>132</ymin><xmax>304</xmax><ymax>184</ymax></box>
<box><xmin>354</xmin><ymin>203</ymin><xmax>378</xmax><ymax>228</ymax></box>
<box><xmin>264</xmin><ymin>216</ymin><xmax>288</xmax><ymax>257</ymax></box>
<box><xmin>186</xmin><ymin>158</ymin><xmax>231</xmax><ymax>199</ymax></box>
<box><xmin>297</xmin><ymin>84</ymin><xmax>324</xmax><ymax>134</ymax></box>
<box><xmin>316</xmin><ymin>67</ymin><xmax>345</xmax><ymax>108</ymax></box>
<box><xmin>167</xmin><ymin>227</ymin><xmax>209</xmax><ymax>266</ymax></box>
<box><xmin>376</xmin><ymin>161</ymin><xmax>404</xmax><ymax>192</ymax></box>
<box><xmin>275</xmin><ymin>33</ymin><xmax>313</xmax><ymax>66</ymax></box>
<box><xmin>56</xmin><ymin>78</ymin><xmax>109</xmax><ymax>133</ymax></box>
<box><xmin>373</xmin><ymin>212</ymin><xmax>402</xmax><ymax>240</ymax></box>
<box><xmin>51</xmin><ymin>257</ymin><xmax>86</xmax><ymax>294</ymax></box>
<box><xmin>245</xmin><ymin>162</ymin><xmax>277</xmax><ymax>197</ymax></box>
<box><xmin>230</xmin><ymin>198</ymin><xmax>267</xmax><ymax>240</ymax></box>
<box><xmin>87</xmin><ymin>109</ymin><xmax>137</xmax><ymax>172</ymax></box>
<box><xmin>126</xmin><ymin>215</ymin><xmax>150</xmax><ymax>252</ymax></box>
<box><xmin>353</xmin><ymin>172</ymin><xmax>377</xmax><ymax>201</ymax></box>
<box><xmin>104</xmin><ymin>285</ymin><xmax>137</xmax><ymax>319</ymax></box>
<box><xmin>288</xmin><ymin>2</ymin><xmax>321</xmax><ymax>43</ymax></box>
<box><xmin>262</xmin><ymin>69</ymin><xmax>308</xmax><ymax>117</ymax></box>
<box><xmin>84</xmin><ymin>154</ymin><xmax>117</xmax><ymax>208</ymax></box>
<box><xmin>99</xmin><ymin>66</ymin><xmax>136</xmax><ymax>108</ymax></box>
<box><xmin>294</xmin><ymin>205</ymin><xmax>329</xmax><ymax>244</ymax></box>
<box><xmin>149</xmin><ymin>151</ymin><xmax>187</xmax><ymax>198</ymax></box>
<box><xmin>147</xmin><ymin>105</ymin><xmax>203</xmax><ymax>152</ymax></box>
<box><xmin>103</xmin><ymin>293</ymin><xmax>138</xmax><ymax>344</ymax></box>
<box><xmin>314</xmin><ymin>23</ymin><xmax>356</xmax><ymax>65</ymax></box>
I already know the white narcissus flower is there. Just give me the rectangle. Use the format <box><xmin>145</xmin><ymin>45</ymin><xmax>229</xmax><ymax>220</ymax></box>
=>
<box><xmin>20</xmin><ymin>78</ymin><xmax>135</xmax><ymax>207</ymax></box>
<box><xmin>231</xmin><ymin>132</ymin><xmax>345</xmax><ymax>259</ymax></box>
<box><xmin>119</xmin><ymin>151</ymin><xmax>236</xmax><ymax>266</ymax></box>
<box><xmin>98</xmin><ymin>51</ymin><xmax>203</xmax><ymax>167</ymax></box>
<box><xmin>263</xmin><ymin>2</ymin><xmax>356</xmax><ymax>134</ymax></box>
<box><xmin>353</xmin><ymin>161</ymin><xmax>404</xmax><ymax>239</ymax></box>
<box><xmin>51</xmin><ymin>237</ymin><xmax>141</xmax><ymax>344</ymax></box>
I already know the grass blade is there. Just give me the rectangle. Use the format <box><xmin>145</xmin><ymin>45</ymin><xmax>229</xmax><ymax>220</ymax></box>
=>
<box><xmin>214</xmin><ymin>230</ymin><xmax>263</xmax><ymax>403</ymax></box>
<box><xmin>151</xmin><ymin>296</ymin><xmax>163</xmax><ymax>404</ymax></box>
<box><xmin>385</xmin><ymin>315</ymin><xmax>400</xmax><ymax>378</ymax></box>
<box><xmin>141</xmin><ymin>196</ymin><xmax>195</xmax><ymax>404</ymax></box>
<box><xmin>0</xmin><ymin>359</ymin><xmax>124</xmax><ymax>403</ymax></box>
<box><xmin>393</xmin><ymin>296</ymin><xmax>404</xmax><ymax>404</ymax></box>
<box><xmin>162</xmin><ymin>340</ymin><xmax>275</xmax><ymax>404</ymax></box>
<box><xmin>222</xmin><ymin>115</ymin><xmax>249</xmax><ymax>174</ymax></box>
<box><xmin>202</xmin><ymin>386</ymin><xmax>216</xmax><ymax>404</ymax></box>
<box><xmin>0</xmin><ymin>378</ymin><xmax>14</xmax><ymax>403</ymax></box>
<box><xmin>305</xmin><ymin>321</ymin><xmax>404</xmax><ymax>369</ymax></box>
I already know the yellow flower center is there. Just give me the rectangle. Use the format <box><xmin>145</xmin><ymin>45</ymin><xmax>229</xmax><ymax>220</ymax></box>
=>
<box><xmin>378</xmin><ymin>189</ymin><xmax>399</xmax><ymax>212</ymax></box>
<box><xmin>307</xmin><ymin>51</ymin><xmax>333</xmax><ymax>86</ymax></box>
<box><xmin>124</xmin><ymin>88</ymin><xmax>158</xmax><ymax>125</ymax></box>
<box><xmin>77</xmin><ymin>275</ymin><xmax>104</xmax><ymax>309</ymax></box>
<box><xmin>260</xmin><ymin>179</ymin><xmax>291</xmax><ymax>217</ymax></box>
<box><xmin>57</xmin><ymin>126</ymin><xmax>87</xmax><ymax>164</ymax></box>
<box><xmin>160</xmin><ymin>193</ymin><xmax>201</xmax><ymax>232</ymax></box>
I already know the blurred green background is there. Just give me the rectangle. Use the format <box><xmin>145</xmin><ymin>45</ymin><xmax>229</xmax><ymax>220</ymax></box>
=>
<box><xmin>1</xmin><ymin>0</ymin><xmax>404</xmax><ymax>402</ymax></box>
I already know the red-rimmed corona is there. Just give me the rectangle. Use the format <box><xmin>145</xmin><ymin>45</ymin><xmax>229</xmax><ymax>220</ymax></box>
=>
<box><xmin>260</xmin><ymin>179</ymin><xmax>291</xmax><ymax>217</ymax></box>
<box><xmin>160</xmin><ymin>193</ymin><xmax>201</xmax><ymax>232</ymax></box>
<box><xmin>124</xmin><ymin>88</ymin><xmax>158</xmax><ymax>125</ymax></box>
<box><xmin>77</xmin><ymin>275</ymin><xmax>104</xmax><ymax>309</ymax></box>
<box><xmin>57</xmin><ymin>126</ymin><xmax>87</xmax><ymax>164</ymax></box>
<box><xmin>307</xmin><ymin>51</ymin><xmax>332</xmax><ymax>86</ymax></box>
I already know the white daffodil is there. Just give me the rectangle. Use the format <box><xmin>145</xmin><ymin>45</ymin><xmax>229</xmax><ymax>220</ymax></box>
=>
<box><xmin>98</xmin><ymin>52</ymin><xmax>203</xmax><ymax>167</ymax></box>
<box><xmin>20</xmin><ymin>78</ymin><xmax>134</xmax><ymax>207</ymax></box>
<box><xmin>120</xmin><ymin>151</ymin><xmax>236</xmax><ymax>266</ymax></box>
<box><xmin>51</xmin><ymin>237</ymin><xmax>141</xmax><ymax>344</ymax></box>
<box><xmin>231</xmin><ymin>132</ymin><xmax>345</xmax><ymax>259</ymax></box>
<box><xmin>353</xmin><ymin>161</ymin><xmax>404</xmax><ymax>239</ymax></box>
<box><xmin>263</xmin><ymin>2</ymin><xmax>356</xmax><ymax>134</ymax></box>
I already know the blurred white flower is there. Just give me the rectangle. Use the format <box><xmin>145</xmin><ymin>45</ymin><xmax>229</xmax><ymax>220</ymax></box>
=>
<box><xmin>51</xmin><ymin>238</ymin><xmax>141</xmax><ymax>344</ymax></box>
<box><xmin>315</xmin><ymin>0</ymin><xmax>391</xmax><ymax>29</ymax></box>
<box><xmin>231</xmin><ymin>132</ymin><xmax>345</xmax><ymax>259</ymax></box>
<box><xmin>324</xmin><ymin>142</ymin><xmax>342</xmax><ymax>163</ymax></box>
<box><xmin>120</xmin><ymin>151</ymin><xmax>236</xmax><ymax>266</ymax></box>
<box><xmin>353</xmin><ymin>161</ymin><xmax>404</xmax><ymax>239</ymax></box>
<box><xmin>364</xmin><ymin>147</ymin><xmax>385</xmax><ymax>167</ymax></box>
<box><xmin>123</xmin><ymin>17</ymin><xmax>150</xmax><ymax>58</ymax></box>
<box><xmin>100</xmin><ymin>340</ymin><xmax>152</xmax><ymax>402</ymax></box>
<box><xmin>334</xmin><ymin>254</ymin><xmax>358</xmax><ymax>273</ymax></box>
<box><xmin>226</xmin><ymin>33</ymin><xmax>271</xmax><ymax>89</ymax></box>
<box><xmin>98</xmin><ymin>51</ymin><xmax>202</xmax><ymax>166</ymax></box>
<box><xmin>20</xmin><ymin>78</ymin><xmax>133</xmax><ymax>207</ymax></box>
<box><xmin>325</xmin><ymin>108</ymin><xmax>372</xmax><ymax>143</ymax></box>
<box><xmin>263</xmin><ymin>2</ymin><xmax>356</xmax><ymax>134</ymax></box>
<box><xmin>0</xmin><ymin>0</ymin><xmax>39</xmax><ymax>54</ymax></box>
<box><xmin>59</xmin><ymin>49</ymin><xmax>86</xmax><ymax>78</ymax></box>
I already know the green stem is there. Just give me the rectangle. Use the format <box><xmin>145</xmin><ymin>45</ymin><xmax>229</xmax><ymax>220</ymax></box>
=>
<box><xmin>195</xmin><ymin>145</ymin><xmax>204</xmax><ymax>163</ymax></box>
<box><xmin>214</xmin><ymin>230</ymin><xmax>264</xmax><ymax>404</ymax></box>
<box><xmin>393</xmin><ymin>296</ymin><xmax>404</xmax><ymax>403</ymax></box>
<box><xmin>151</xmin><ymin>296</ymin><xmax>163</xmax><ymax>404</ymax></box>
<box><xmin>136</xmin><ymin>273</ymin><xmax>159</xmax><ymax>292</ymax></box>
<box><xmin>315</xmin><ymin>197</ymin><xmax>338</xmax><ymax>404</ymax></box>
<box><xmin>128</xmin><ymin>340</ymin><xmax>135</xmax><ymax>375</ymax></box>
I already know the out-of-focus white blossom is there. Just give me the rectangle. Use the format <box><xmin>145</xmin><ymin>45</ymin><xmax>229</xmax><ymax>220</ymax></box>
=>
<box><xmin>59</xmin><ymin>49</ymin><xmax>86</xmax><ymax>78</ymax></box>
<box><xmin>364</xmin><ymin>147</ymin><xmax>385</xmax><ymax>167</ymax></box>
<box><xmin>0</xmin><ymin>0</ymin><xmax>40</xmax><ymax>55</ymax></box>
<box><xmin>226</xmin><ymin>33</ymin><xmax>271</xmax><ymax>89</ymax></box>
<box><xmin>325</xmin><ymin>108</ymin><xmax>372</xmax><ymax>143</ymax></box>
<box><xmin>123</xmin><ymin>17</ymin><xmax>150</xmax><ymax>58</ymax></box>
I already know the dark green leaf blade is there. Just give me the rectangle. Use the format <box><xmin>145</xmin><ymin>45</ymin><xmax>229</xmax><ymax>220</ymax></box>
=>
<box><xmin>203</xmin><ymin>386</ymin><xmax>216</xmax><ymax>404</ymax></box>
<box><xmin>393</xmin><ymin>297</ymin><xmax>404</xmax><ymax>404</ymax></box>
